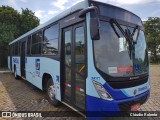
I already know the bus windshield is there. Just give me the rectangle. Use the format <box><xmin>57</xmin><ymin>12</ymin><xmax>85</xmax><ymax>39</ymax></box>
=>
<box><xmin>94</xmin><ymin>21</ymin><xmax>149</xmax><ymax>77</ymax></box>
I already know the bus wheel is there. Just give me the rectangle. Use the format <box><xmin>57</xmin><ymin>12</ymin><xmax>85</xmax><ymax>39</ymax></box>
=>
<box><xmin>14</xmin><ymin>67</ymin><xmax>18</xmax><ymax>80</ymax></box>
<box><xmin>46</xmin><ymin>78</ymin><xmax>60</xmax><ymax>107</ymax></box>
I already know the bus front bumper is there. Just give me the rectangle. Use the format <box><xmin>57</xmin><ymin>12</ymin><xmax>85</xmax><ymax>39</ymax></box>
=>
<box><xmin>86</xmin><ymin>89</ymin><xmax>150</xmax><ymax>118</ymax></box>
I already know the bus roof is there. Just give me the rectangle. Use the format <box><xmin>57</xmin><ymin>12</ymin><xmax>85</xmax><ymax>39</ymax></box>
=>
<box><xmin>9</xmin><ymin>0</ymin><xmax>143</xmax><ymax>45</ymax></box>
<box><xmin>9</xmin><ymin>0</ymin><xmax>88</xmax><ymax>45</ymax></box>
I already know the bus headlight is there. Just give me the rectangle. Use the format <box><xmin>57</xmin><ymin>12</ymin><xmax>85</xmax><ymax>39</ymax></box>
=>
<box><xmin>93</xmin><ymin>81</ymin><xmax>113</xmax><ymax>101</ymax></box>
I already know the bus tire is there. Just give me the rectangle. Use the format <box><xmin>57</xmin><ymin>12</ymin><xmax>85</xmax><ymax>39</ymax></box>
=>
<box><xmin>14</xmin><ymin>67</ymin><xmax>19</xmax><ymax>80</ymax></box>
<box><xmin>46</xmin><ymin>78</ymin><xmax>60</xmax><ymax>107</ymax></box>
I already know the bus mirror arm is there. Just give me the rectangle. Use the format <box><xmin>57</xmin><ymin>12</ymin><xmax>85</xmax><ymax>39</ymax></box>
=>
<box><xmin>79</xmin><ymin>6</ymin><xmax>99</xmax><ymax>18</ymax></box>
<box><xmin>79</xmin><ymin>6</ymin><xmax>100</xmax><ymax>40</ymax></box>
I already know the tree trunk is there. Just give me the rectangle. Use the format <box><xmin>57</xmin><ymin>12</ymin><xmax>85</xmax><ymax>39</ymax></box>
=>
<box><xmin>153</xmin><ymin>48</ymin><xmax>158</xmax><ymax>63</ymax></box>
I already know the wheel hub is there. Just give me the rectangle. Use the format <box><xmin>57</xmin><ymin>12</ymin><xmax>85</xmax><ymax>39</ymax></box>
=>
<box><xmin>48</xmin><ymin>85</ymin><xmax>55</xmax><ymax>100</ymax></box>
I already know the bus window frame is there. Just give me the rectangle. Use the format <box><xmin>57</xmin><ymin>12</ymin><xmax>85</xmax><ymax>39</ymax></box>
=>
<box><xmin>31</xmin><ymin>30</ymin><xmax>43</xmax><ymax>55</ymax></box>
<box><xmin>42</xmin><ymin>23</ymin><xmax>60</xmax><ymax>56</ymax></box>
<box><xmin>27</xmin><ymin>35</ymin><xmax>32</xmax><ymax>56</ymax></box>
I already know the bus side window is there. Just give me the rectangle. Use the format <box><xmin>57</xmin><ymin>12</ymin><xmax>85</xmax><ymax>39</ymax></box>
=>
<box><xmin>27</xmin><ymin>36</ymin><xmax>31</xmax><ymax>55</ymax></box>
<box><xmin>15</xmin><ymin>42</ymin><xmax>19</xmax><ymax>56</ymax></box>
<box><xmin>19</xmin><ymin>41</ymin><xmax>20</xmax><ymax>55</ymax></box>
<box><xmin>43</xmin><ymin>24</ymin><xmax>59</xmax><ymax>55</ymax></box>
<box><xmin>13</xmin><ymin>43</ymin><xmax>15</xmax><ymax>56</ymax></box>
<box><xmin>31</xmin><ymin>31</ymin><xmax>42</xmax><ymax>55</ymax></box>
<box><xmin>8</xmin><ymin>45</ymin><xmax>10</xmax><ymax>56</ymax></box>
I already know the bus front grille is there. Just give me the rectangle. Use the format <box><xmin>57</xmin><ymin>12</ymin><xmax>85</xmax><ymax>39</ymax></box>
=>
<box><xmin>107</xmin><ymin>76</ymin><xmax>148</xmax><ymax>89</ymax></box>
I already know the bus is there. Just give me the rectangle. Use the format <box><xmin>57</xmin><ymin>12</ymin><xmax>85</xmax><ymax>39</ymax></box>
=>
<box><xmin>8</xmin><ymin>0</ymin><xmax>150</xmax><ymax>118</ymax></box>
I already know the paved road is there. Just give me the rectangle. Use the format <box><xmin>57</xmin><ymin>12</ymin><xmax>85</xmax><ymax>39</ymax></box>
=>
<box><xmin>0</xmin><ymin>65</ymin><xmax>160</xmax><ymax>120</ymax></box>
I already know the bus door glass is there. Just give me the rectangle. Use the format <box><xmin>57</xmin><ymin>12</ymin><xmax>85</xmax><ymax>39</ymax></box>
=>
<box><xmin>21</xmin><ymin>40</ymin><xmax>26</xmax><ymax>78</ymax></box>
<box><xmin>62</xmin><ymin>22</ymin><xmax>86</xmax><ymax>111</ymax></box>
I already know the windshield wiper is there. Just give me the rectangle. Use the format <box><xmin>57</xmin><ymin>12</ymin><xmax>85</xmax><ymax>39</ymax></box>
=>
<box><xmin>125</xmin><ymin>25</ymin><xmax>140</xmax><ymax>57</ymax></box>
<box><xmin>110</xmin><ymin>19</ymin><xmax>132</xmax><ymax>59</ymax></box>
<box><xmin>110</xmin><ymin>20</ymin><xmax>120</xmax><ymax>38</ymax></box>
<box><xmin>131</xmin><ymin>25</ymin><xmax>140</xmax><ymax>44</ymax></box>
<box><xmin>125</xmin><ymin>26</ymin><xmax>140</xmax><ymax>75</ymax></box>
<box><xmin>131</xmin><ymin>25</ymin><xmax>138</xmax><ymax>37</ymax></box>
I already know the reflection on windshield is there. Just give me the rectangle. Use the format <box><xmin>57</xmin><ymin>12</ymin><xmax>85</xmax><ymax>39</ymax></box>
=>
<box><xmin>110</xmin><ymin>19</ymin><xmax>140</xmax><ymax>60</ymax></box>
<box><xmin>134</xmin><ymin>31</ymin><xmax>148</xmax><ymax>73</ymax></box>
<box><xmin>94</xmin><ymin>21</ymin><xmax>148</xmax><ymax>77</ymax></box>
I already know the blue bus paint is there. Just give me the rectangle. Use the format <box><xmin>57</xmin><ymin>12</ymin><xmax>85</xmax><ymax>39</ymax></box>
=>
<box><xmin>86</xmin><ymin>90</ymin><xmax>150</xmax><ymax>119</ymax></box>
<box><xmin>86</xmin><ymin>13</ymin><xmax>106</xmax><ymax>98</ymax></box>
<box><xmin>12</xmin><ymin>57</ymin><xmax>21</xmax><ymax>75</ymax></box>
<box><xmin>8</xmin><ymin>0</ymin><xmax>150</xmax><ymax>119</ymax></box>
<box><xmin>56</xmin><ymin>75</ymin><xmax>60</xmax><ymax>84</ymax></box>
<box><xmin>120</xmin><ymin>80</ymin><xmax>149</xmax><ymax>98</ymax></box>
<box><xmin>13</xmin><ymin>58</ymin><xmax>19</xmax><ymax>64</ymax></box>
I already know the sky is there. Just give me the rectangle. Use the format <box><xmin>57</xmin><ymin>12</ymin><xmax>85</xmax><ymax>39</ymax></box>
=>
<box><xmin>0</xmin><ymin>0</ymin><xmax>160</xmax><ymax>24</ymax></box>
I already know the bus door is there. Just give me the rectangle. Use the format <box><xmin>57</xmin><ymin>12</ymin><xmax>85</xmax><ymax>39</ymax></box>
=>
<box><xmin>62</xmin><ymin>22</ymin><xmax>87</xmax><ymax>111</ymax></box>
<box><xmin>21</xmin><ymin>40</ymin><xmax>26</xmax><ymax>78</ymax></box>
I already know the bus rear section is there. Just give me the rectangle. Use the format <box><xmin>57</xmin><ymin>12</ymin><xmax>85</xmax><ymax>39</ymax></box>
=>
<box><xmin>85</xmin><ymin>0</ymin><xmax>150</xmax><ymax>118</ymax></box>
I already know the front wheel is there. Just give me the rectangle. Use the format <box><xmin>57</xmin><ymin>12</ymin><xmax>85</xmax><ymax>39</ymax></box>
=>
<box><xmin>46</xmin><ymin>78</ymin><xmax>60</xmax><ymax>107</ymax></box>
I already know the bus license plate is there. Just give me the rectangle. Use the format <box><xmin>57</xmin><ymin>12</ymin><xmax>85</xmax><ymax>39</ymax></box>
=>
<box><xmin>131</xmin><ymin>103</ymin><xmax>141</xmax><ymax>111</ymax></box>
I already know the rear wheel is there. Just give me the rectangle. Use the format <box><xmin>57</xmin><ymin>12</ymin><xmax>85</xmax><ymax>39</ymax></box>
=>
<box><xmin>46</xmin><ymin>78</ymin><xmax>60</xmax><ymax>107</ymax></box>
<box><xmin>14</xmin><ymin>67</ymin><xmax>18</xmax><ymax>80</ymax></box>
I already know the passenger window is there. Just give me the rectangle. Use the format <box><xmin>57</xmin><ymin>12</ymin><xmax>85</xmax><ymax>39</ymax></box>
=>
<box><xmin>15</xmin><ymin>42</ymin><xmax>19</xmax><ymax>56</ymax></box>
<box><xmin>13</xmin><ymin>43</ymin><xmax>15</xmax><ymax>56</ymax></box>
<box><xmin>32</xmin><ymin>31</ymin><xmax>42</xmax><ymax>44</ymax></box>
<box><xmin>27</xmin><ymin>36</ymin><xmax>31</xmax><ymax>55</ymax></box>
<box><xmin>31</xmin><ymin>31</ymin><xmax>42</xmax><ymax>54</ymax></box>
<box><xmin>43</xmin><ymin>24</ymin><xmax>59</xmax><ymax>55</ymax></box>
<box><xmin>31</xmin><ymin>43</ymin><xmax>41</xmax><ymax>54</ymax></box>
<box><xmin>19</xmin><ymin>41</ymin><xmax>20</xmax><ymax>55</ymax></box>
<box><xmin>8</xmin><ymin>45</ymin><xmax>10</xmax><ymax>56</ymax></box>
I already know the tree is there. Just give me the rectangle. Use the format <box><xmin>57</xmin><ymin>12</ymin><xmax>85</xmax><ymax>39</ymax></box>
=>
<box><xmin>144</xmin><ymin>17</ymin><xmax>160</xmax><ymax>63</ymax></box>
<box><xmin>0</xmin><ymin>6</ymin><xmax>20</xmax><ymax>38</ymax></box>
<box><xmin>0</xmin><ymin>6</ymin><xmax>40</xmax><ymax>68</ymax></box>
<box><xmin>20</xmin><ymin>8</ymin><xmax>39</xmax><ymax>35</ymax></box>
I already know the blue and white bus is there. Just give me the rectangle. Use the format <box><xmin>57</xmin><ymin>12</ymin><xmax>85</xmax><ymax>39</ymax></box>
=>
<box><xmin>8</xmin><ymin>0</ymin><xmax>150</xmax><ymax>118</ymax></box>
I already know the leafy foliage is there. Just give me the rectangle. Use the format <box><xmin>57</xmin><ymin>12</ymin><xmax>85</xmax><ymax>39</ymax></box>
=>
<box><xmin>0</xmin><ymin>6</ymin><xmax>40</xmax><ymax>67</ymax></box>
<box><xmin>144</xmin><ymin>17</ymin><xmax>160</xmax><ymax>63</ymax></box>
<box><xmin>0</xmin><ymin>23</ymin><xmax>18</xmax><ymax>43</ymax></box>
<box><xmin>20</xmin><ymin>8</ymin><xmax>39</xmax><ymax>35</ymax></box>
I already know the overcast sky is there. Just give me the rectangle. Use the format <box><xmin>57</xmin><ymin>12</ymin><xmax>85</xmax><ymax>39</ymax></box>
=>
<box><xmin>0</xmin><ymin>0</ymin><xmax>160</xmax><ymax>24</ymax></box>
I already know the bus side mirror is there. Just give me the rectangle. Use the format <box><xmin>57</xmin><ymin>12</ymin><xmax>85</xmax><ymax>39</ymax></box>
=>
<box><xmin>90</xmin><ymin>17</ymin><xmax>100</xmax><ymax>40</ymax></box>
<box><xmin>79</xmin><ymin>6</ymin><xmax>100</xmax><ymax>40</ymax></box>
